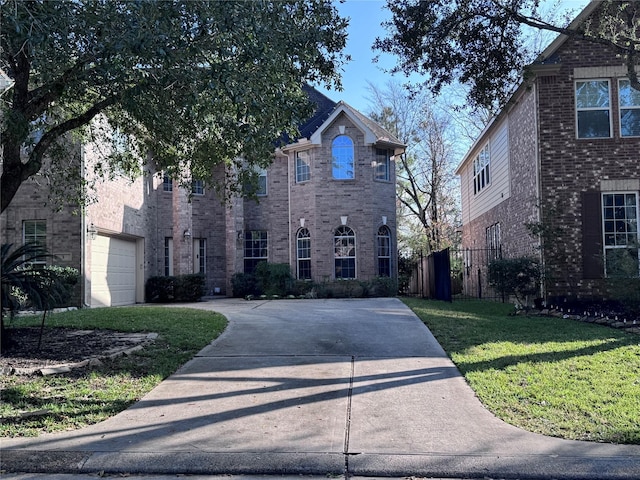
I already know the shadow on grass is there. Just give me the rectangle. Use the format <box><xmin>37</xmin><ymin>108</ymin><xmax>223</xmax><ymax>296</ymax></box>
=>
<box><xmin>402</xmin><ymin>297</ymin><xmax>639</xmax><ymax>371</ymax></box>
<box><xmin>456</xmin><ymin>338</ymin><xmax>629</xmax><ymax>373</ymax></box>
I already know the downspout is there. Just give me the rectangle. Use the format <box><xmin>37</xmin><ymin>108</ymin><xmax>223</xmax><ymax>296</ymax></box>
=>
<box><xmin>287</xmin><ymin>150</ymin><xmax>292</xmax><ymax>271</ymax></box>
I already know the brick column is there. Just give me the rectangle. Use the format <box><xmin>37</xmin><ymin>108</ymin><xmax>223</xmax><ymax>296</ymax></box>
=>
<box><xmin>172</xmin><ymin>186</ymin><xmax>193</xmax><ymax>275</ymax></box>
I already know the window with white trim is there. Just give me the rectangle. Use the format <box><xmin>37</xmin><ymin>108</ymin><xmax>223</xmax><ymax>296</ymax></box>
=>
<box><xmin>602</xmin><ymin>193</ymin><xmax>639</xmax><ymax>277</ymax></box>
<box><xmin>193</xmin><ymin>238</ymin><xmax>206</xmax><ymax>274</ymax></box>
<box><xmin>297</xmin><ymin>228</ymin><xmax>311</xmax><ymax>280</ymax></box>
<box><xmin>163</xmin><ymin>174</ymin><xmax>173</xmax><ymax>192</ymax></box>
<box><xmin>374</xmin><ymin>148</ymin><xmax>390</xmax><ymax>182</ymax></box>
<box><xmin>619</xmin><ymin>79</ymin><xmax>640</xmax><ymax>137</ymax></box>
<box><xmin>377</xmin><ymin>226</ymin><xmax>391</xmax><ymax>277</ymax></box>
<box><xmin>576</xmin><ymin>80</ymin><xmax>611</xmax><ymax>138</ymax></box>
<box><xmin>192</xmin><ymin>179</ymin><xmax>204</xmax><ymax>196</ymax></box>
<box><xmin>256</xmin><ymin>168</ymin><xmax>267</xmax><ymax>196</ymax></box>
<box><xmin>334</xmin><ymin>225</ymin><xmax>356</xmax><ymax>279</ymax></box>
<box><xmin>244</xmin><ymin>230</ymin><xmax>268</xmax><ymax>273</ymax></box>
<box><xmin>23</xmin><ymin>220</ymin><xmax>47</xmax><ymax>266</ymax></box>
<box><xmin>473</xmin><ymin>144</ymin><xmax>490</xmax><ymax>195</ymax></box>
<box><xmin>164</xmin><ymin>237</ymin><xmax>174</xmax><ymax>276</ymax></box>
<box><xmin>486</xmin><ymin>223</ymin><xmax>501</xmax><ymax>262</ymax></box>
<box><xmin>296</xmin><ymin>151</ymin><xmax>310</xmax><ymax>183</ymax></box>
<box><xmin>332</xmin><ymin>135</ymin><xmax>354</xmax><ymax>180</ymax></box>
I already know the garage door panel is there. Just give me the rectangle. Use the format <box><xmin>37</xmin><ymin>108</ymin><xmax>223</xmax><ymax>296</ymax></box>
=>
<box><xmin>91</xmin><ymin>235</ymin><xmax>136</xmax><ymax>307</ymax></box>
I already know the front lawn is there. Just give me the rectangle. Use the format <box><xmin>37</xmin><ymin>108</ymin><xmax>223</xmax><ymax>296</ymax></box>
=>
<box><xmin>402</xmin><ymin>298</ymin><xmax>640</xmax><ymax>444</ymax></box>
<box><xmin>0</xmin><ymin>306</ymin><xmax>227</xmax><ymax>437</ymax></box>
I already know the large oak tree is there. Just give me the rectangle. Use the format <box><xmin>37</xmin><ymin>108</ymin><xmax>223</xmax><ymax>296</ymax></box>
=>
<box><xmin>375</xmin><ymin>0</ymin><xmax>639</xmax><ymax>111</ymax></box>
<box><xmin>0</xmin><ymin>0</ymin><xmax>349</xmax><ymax>212</ymax></box>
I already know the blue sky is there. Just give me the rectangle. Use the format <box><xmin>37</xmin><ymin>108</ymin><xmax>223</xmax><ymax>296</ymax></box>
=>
<box><xmin>316</xmin><ymin>0</ymin><xmax>591</xmax><ymax>114</ymax></box>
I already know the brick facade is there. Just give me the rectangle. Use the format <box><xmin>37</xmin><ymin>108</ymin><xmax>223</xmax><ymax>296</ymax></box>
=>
<box><xmin>1</xmin><ymin>90</ymin><xmax>403</xmax><ymax>305</ymax></box>
<box><xmin>458</xmin><ymin>5</ymin><xmax>640</xmax><ymax>301</ymax></box>
<box><xmin>535</xmin><ymin>36</ymin><xmax>640</xmax><ymax>298</ymax></box>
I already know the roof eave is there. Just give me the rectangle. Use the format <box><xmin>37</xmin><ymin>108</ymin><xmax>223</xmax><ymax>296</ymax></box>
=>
<box><xmin>456</xmin><ymin>1</ymin><xmax>601</xmax><ymax>175</ymax></box>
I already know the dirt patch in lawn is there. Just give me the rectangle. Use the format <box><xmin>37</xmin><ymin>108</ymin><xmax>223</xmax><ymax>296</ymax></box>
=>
<box><xmin>0</xmin><ymin>327</ymin><xmax>157</xmax><ymax>375</ymax></box>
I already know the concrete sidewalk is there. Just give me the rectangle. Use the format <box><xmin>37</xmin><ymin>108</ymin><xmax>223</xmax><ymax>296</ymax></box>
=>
<box><xmin>1</xmin><ymin>298</ymin><xmax>639</xmax><ymax>479</ymax></box>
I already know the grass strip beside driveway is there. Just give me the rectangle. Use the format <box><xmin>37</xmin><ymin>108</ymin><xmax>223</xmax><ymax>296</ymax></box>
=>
<box><xmin>403</xmin><ymin>298</ymin><xmax>640</xmax><ymax>444</ymax></box>
<box><xmin>0</xmin><ymin>306</ymin><xmax>227</xmax><ymax>437</ymax></box>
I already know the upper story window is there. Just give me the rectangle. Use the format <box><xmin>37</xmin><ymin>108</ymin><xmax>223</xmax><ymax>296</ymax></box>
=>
<box><xmin>334</xmin><ymin>225</ymin><xmax>356</xmax><ymax>279</ymax></box>
<box><xmin>192</xmin><ymin>179</ymin><xmax>204</xmax><ymax>196</ymax></box>
<box><xmin>576</xmin><ymin>80</ymin><xmax>611</xmax><ymax>139</ymax></box>
<box><xmin>297</xmin><ymin>228</ymin><xmax>311</xmax><ymax>280</ymax></box>
<box><xmin>602</xmin><ymin>192</ymin><xmax>639</xmax><ymax>277</ymax></box>
<box><xmin>163</xmin><ymin>174</ymin><xmax>173</xmax><ymax>192</ymax></box>
<box><xmin>296</xmin><ymin>151</ymin><xmax>311</xmax><ymax>183</ymax></box>
<box><xmin>619</xmin><ymin>79</ymin><xmax>640</xmax><ymax>137</ymax></box>
<box><xmin>257</xmin><ymin>168</ymin><xmax>267</xmax><ymax>196</ymax></box>
<box><xmin>332</xmin><ymin>135</ymin><xmax>354</xmax><ymax>180</ymax></box>
<box><xmin>473</xmin><ymin>144</ymin><xmax>490</xmax><ymax>195</ymax></box>
<box><xmin>374</xmin><ymin>148</ymin><xmax>390</xmax><ymax>182</ymax></box>
<box><xmin>244</xmin><ymin>167</ymin><xmax>267</xmax><ymax>196</ymax></box>
<box><xmin>23</xmin><ymin>220</ymin><xmax>47</xmax><ymax>266</ymax></box>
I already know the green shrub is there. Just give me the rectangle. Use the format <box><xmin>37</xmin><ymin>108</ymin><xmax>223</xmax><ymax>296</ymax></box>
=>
<box><xmin>234</xmin><ymin>270</ymin><xmax>398</xmax><ymax>301</ymax></box>
<box><xmin>173</xmin><ymin>274</ymin><xmax>205</xmax><ymax>301</ymax></box>
<box><xmin>289</xmin><ymin>280</ymin><xmax>314</xmax><ymax>297</ymax></box>
<box><xmin>255</xmin><ymin>262</ymin><xmax>293</xmax><ymax>296</ymax></box>
<box><xmin>7</xmin><ymin>265</ymin><xmax>79</xmax><ymax>310</ymax></box>
<box><xmin>488</xmin><ymin>257</ymin><xmax>541</xmax><ymax>307</ymax></box>
<box><xmin>146</xmin><ymin>276</ymin><xmax>174</xmax><ymax>302</ymax></box>
<box><xmin>366</xmin><ymin>276</ymin><xmax>398</xmax><ymax>297</ymax></box>
<box><xmin>42</xmin><ymin>266</ymin><xmax>79</xmax><ymax>307</ymax></box>
<box><xmin>146</xmin><ymin>274</ymin><xmax>204</xmax><ymax>302</ymax></box>
<box><xmin>231</xmin><ymin>272</ymin><xmax>258</xmax><ymax>298</ymax></box>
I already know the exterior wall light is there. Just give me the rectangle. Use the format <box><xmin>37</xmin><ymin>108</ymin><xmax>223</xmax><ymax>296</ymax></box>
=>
<box><xmin>87</xmin><ymin>223</ymin><xmax>98</xmax><ymax>240</ymax></box>
<box><xmin>183</xmin><ymin>229</ymin><xmax>192</xmax><ymax>240</ymax></box>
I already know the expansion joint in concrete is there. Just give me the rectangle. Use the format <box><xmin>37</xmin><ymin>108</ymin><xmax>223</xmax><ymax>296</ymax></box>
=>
<box><xmin>343</xmin><ymin>355</ymin><xmax>356</xmax><ymax>476</ymax></box>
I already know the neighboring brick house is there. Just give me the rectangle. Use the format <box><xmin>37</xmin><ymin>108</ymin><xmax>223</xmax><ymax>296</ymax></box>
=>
<box><xmin>1</xmin><ymin>86</ymin><xmax>404</xmax><ymax>306</ymax></box>
<box><xmin>455</xmin><ymin>3</ymin><xmax>640</xmax><ymax>301</ymax></box>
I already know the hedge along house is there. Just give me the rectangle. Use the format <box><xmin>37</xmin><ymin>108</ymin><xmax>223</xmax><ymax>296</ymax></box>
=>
<box><xmin>0</xmin><ymin>86</ymin><xmax>405</xmax><ymax>306</ymax></box>
<box><xmin>455</xmin><ymin>2</ymin><xmax>640</xmax><ymax>303</ymax></box>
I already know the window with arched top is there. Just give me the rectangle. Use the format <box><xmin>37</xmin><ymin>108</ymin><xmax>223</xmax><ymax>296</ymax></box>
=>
<box><xmin>332</xmin><ymin>135</ymin><xmax>354</xmax><ymax>179</ymax></box>
<box><xmin>334</xmin><ymin>225</ymin><xmax>356</xmax><ymax>279</ymax></box>
<box><xmin>297</xmin><ymin>228</ymin><xmax>311</xmax><ymax>280</ymax></box>
<box><xmin>377</xmin><ymin>226</ymin><xmax>391</xmax><ymax>277</ymax></box>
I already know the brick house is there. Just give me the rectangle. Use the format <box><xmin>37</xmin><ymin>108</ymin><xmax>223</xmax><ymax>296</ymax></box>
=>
<box><xmin>1</xmin><ymin>87</ymin><xmax>405</xmax><ymax>306</ymax></box>
<box><xmin>455</xmin><ymin>3</ymin><xmax>640</xmax><ymax>302</ymax></box>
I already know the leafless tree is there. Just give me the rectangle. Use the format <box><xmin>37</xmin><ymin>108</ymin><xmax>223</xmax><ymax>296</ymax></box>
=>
<box><xmin>367</xmin><ymin>80</ymin><xmax>460</xmax><ymax>255</ymax></box>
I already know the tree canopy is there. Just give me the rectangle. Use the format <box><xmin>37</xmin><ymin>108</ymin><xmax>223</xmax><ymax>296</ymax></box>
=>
<box><xmin>0</xmin><ymin>0</ymin><xmax>349</xmax><ymax>212</ymax></box>
<box><xmin>375</xmin><ymin>0</ymin><xmax>640</xmax><ymax>111</ymax></box>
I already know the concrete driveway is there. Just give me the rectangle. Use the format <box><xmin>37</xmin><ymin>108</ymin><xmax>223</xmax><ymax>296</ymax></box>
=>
<box><xmin>2</xmin><ymin>297</ymin><xmax>639</xmax><ymax>479</ymax></box>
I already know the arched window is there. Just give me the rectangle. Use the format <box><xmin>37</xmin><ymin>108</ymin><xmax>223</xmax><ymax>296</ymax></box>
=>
<box><xmin>332</xmin><ymin>135</ymin><xmax>354</xmax><ymax>179</ymax></box>
<box><xmin>297</xmin><ymin>228</ymin><xmax>311</xmax><ymax>280</ymax></box>
<box><xmin>377</xmin><ymin>226</ymin><xmax>391</xmax><ymax>277</ymax></box>
<box><xmin>334</xmin><ymin>225</ymin><xmax>356</xmax><ymax>279</ymax></box>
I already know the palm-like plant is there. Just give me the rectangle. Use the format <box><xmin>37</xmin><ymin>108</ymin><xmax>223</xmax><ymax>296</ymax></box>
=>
<box><xmin>1</xmin><ymin>243</ymin><xmax>66</xmax><ymax>352</ymax></box>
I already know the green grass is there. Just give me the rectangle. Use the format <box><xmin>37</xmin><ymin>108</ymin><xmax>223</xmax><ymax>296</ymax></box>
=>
<box><xmin>402</xmin><ymin>297</ymin><xmax>640</xmax><ymax>444</ymax></box>
<box><xmin>0</xmin><ymin>306</ymin><xmax>227</xmax><ymax>437</ymax></box>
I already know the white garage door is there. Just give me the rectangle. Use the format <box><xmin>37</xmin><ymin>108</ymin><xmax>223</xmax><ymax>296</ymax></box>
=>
<box><xmin>91</xmin><ymin>235</ymin><xmax>136</xmax><ymax>307</ymax></box>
